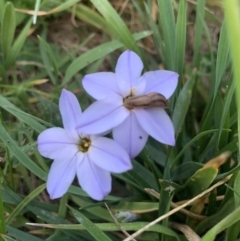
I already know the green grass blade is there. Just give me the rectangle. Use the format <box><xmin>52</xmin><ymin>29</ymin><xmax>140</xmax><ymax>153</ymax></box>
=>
<box><xmin>49</xmin><ymin>0</ymin><xmax>80</xmax><ymax>13</ymax></box>
<box><xmin>193</xmin><ymin>0</ymin><xmax>206</xmax><ymax>66</ymax></box>
<box><xmin>90</xmin><ymin>0</ymin><xmax>140</xmax><ymax>55</ymax></box>
<box><xmin>201</xmin><ymin>205</ymin><xmax>240</xmax><ymax>241</ymax></box>
<box><xmin>0</xmin><ymin>188</ymin><xmax>6</xmax><ymax>240</ymax></box>
<box><xmin>27</xmin><ymin>222</ymin><xmax>180</xmax><ymax>240</ymax></box>
<box><xmin>5</xmin><ymin>184</ymin><xmax>46</xmax><ymax>225</ymax></box>
<box><xmin>33</xmin><ymin>0</ymin><xmax>40</xmax><ymax>24</ymax></box>
<box><xmin>0</xmin><ymin>124</ymin><xmax>47</xmax><ymax>180</ymax></box>
<box><xmin>223</xmin><ymin>0</ymin><xmax>240</xmax><ymax>153</ymax></box>
<box><xmin>38</xmin><ymin>36</ymin><xmax>58</xmax><ymax>85</ymax></box>
<box><xmin>0</xmin><ymin>95</ymin><xmax>46</xmax><ymax>133</ymax></box>
<box><xmin>216</xmin><ymin>80</ymin><xmax>235</xmax><ymax>147</ymax></box>
<box><xmin>62</xmin><ymin>31</ymin><xmax>152</xmax><ymax>86</ymax></box>
<box><xmin>68</xmin><ymin>206</ymin><xmax>112</xmax><ymax>241</ymax></box>
<box><xmin>214</xmin><ymin>22</ymin><xmax>230</xmax><ymax>100</ymax></box>
<box><xmin>234</xmin><ymin>172</ymin><xmax>240</xmax><ymax>206</ymax></box>
<box><xmin>1</xmin><ymin>2</ymin><xmax>15</xmax><ymax>64</ymax></box>
<box><xmin>172</xmin><ymin>72</ymin><xmax>195</xmax><ymax>137</ymax></box>
<box><xmin>6</xmin><ymin>226</ymin><xmax>43</xmax><ymax>241</ymax></box>
<box><xmin>74</xmin><ymin>4</ymin><xmax>111</xmax><ymax>34</ymax></box>
<box><xmin>6</xmin><ymin>18</ymin><xmax>32</xmax><ymax>66</ymax></box>
<box><xmin>157</xmin><ymin>0</ymin><xmax>176</xmax><ymax>69</ymax></box>
<box><xmin>175</xmin><ymin>0</ymin><xmax>187</xmax><ymax>76</ymax></box>
<box><xmin>0</xmin><ymin>0</ymin><xmax>5</xmax><ymax>22</ymax></box>
<box><xmin>172</xmin><ymin>129</ymin><xmax>221</xmax><ymax>166</ymax></box>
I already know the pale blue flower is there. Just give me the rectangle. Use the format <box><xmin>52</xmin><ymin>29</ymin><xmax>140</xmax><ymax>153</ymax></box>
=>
<box><xmin>38</xmin><ymin>89</ymin><xmax>132</xmax><ymax>201</ymax></box>
<box><xmin>77</xmin><ymin>50</ymin><xmax>179</xmax><ymax>158</ymax></box>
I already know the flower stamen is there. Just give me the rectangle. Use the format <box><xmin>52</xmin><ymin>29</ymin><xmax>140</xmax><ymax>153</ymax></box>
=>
<box><xmin>79</xmin><ymin>138</ymin><xmax>91</xmax><ymax>152</ymax></box>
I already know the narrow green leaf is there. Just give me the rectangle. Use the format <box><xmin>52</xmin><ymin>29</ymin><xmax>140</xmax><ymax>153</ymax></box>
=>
<box><xmin>62</xmin><ymin>31</ymin><xmax>152</xmax><ymax>86</ymax></box>
<box><xmin>0</xmin><ymin>189</ymin><xmax>6</xmax><ymax>240</ymax></box>
<box><xmin>175</xmin><ymin>0</ymin><xmax>186</xmax><ymax>76</ymax></box>
<box><xmin>1</xmin><ymin>2</ymin><xmax>16</xmax><ymax>63</ymax></box>
<box><xmin>157</xmin><ymin>0</ymin><xmax>176</xmax><ymax>69</ymax></box>
<box><xmin>68</xmin><ymin>206</ymin><xmax>112</xmax><ymax>241</ymax></box>
<box><xmin>0</xmin><ymin>124</ymin><xmax>47</xmax><ymax>180</ymax></box>
<box><xmin>27</xmin><ymin>222</ymin><xmax>180</xmax><ymax>240</ymax></box>
<box><xmin>33</xmin><ymin>0</ymin><xmax>40</xmax><ymax>24</ymax></box>
<box><xmin>193</xmin><ymin>0</ymin><xmax>206</xmax><ymax>66</ymax></box>
<box><xmin>225</xmin><ymin>220</ymin><xmax>240</xmax><ymax>241</ymax></box>
<box><xmin>214</xmin><ymin>22</ymin><xmax>230</xmax><ymax>100</ymax></box>
<box><xmin>223</xmin><ymin>0</ymin><xmax>240</xmax><ymax>154</ymax></box>
<box><xmin>201</xmin><ymin>205</ymin><xmax>240</xmax><ymax>241</ymax></box>
<box><xmin>6</xmin><ymin>226</ymin><xmax>43</xmax><ymax>241</ymax></box>
<box><xmin>217</xmin><ymin>81</ymin><xmax>235</xmax><ymax>147</ymax></box>
<box><xmin>234</xmin><ymin>171</ymin><xmax>240</xmax><ymax>206</ymax></box>
<box><xmin>173</xmin><ymin>129</ymin><xmax>221</xmax><ymax>165</ymax></box>
<box><xmin>49</xmin><ymin>0</ymin><xmax>79</xmax><ymax>13</ymax></box>
<box><xmin>0</xmin><ymin>0</ymin><xmax>5</xmax><ymax>22</ymax></box>
<box><xmin>0</xmin><ymin>95</ymin><xmax>46</xmax><ymax>133</ymax></box>
<box><xmin>195</xmin><ymin>198</ymin><xmax>235</xmax><ymax>234</ymax></box>
<box><xmin>171</xmin><ymin>162</ymin><xmax>202</xmax><ymax>181</ymax></box>
<box><xmin>74</xmin><ymin>4</ymin><xmax>110</xmax><ymax>34</ymax></box>
<box><xmin>6</xmin><ymin>18</ymin><xmax>32</xmax><ymax>66</ymax></box>
<box><xmin>172</xmin><ymin>72</ymin><xmax>195</xmax><ymax>136</ymax></box>
<box><xmin>90</xmin><ymin>0</ymin><xmax>140</xmax><ymax>55</ymax></box>
<box><xmin>6</xmin><ymin>184</ymin><xmax>46</xmax><ymax>225</ymax></box>
<box><xmin>39</xmin><ymin>36</ymin><xmax>58</xmax><ymax>85</ymax></box>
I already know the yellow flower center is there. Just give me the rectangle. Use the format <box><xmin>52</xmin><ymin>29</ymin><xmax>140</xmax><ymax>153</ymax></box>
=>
<box><xmin>78</xmin><ymin>138</ymin><xmax>91</xmax><ymax>153</ymax></box>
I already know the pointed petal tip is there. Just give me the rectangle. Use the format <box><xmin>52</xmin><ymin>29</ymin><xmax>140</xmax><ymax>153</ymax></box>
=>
<box><xmin>47</xmin><ymin>187</ymin><xmax>63</xmax><ymax>200</ymax></box>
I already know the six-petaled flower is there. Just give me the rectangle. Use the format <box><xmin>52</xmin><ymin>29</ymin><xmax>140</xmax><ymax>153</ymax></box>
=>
<box><xmin>37</xmin><ymin>89</ymin><xmax>132</xmax><ymax>201</ymax></box>
<box><xmin>77</xmin><ymin>50</ymin><xmax>179</xmax><ymax>158</ymax></box>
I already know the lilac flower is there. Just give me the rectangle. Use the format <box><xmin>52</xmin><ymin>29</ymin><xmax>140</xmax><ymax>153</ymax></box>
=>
<box><xmin>37</xmin><ymin>89</ymin><xmax>132</xmax><ymax>201</ymax></box>
<box><xmin>77</xmin><ymin>50</ymin><xmax>179</xmax><ymax>158</ymax></box>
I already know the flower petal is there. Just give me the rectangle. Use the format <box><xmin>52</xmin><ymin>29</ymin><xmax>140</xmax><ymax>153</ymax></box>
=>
<box><xmin>77</xmin><ymin>156</ymin><xmax>111</xmax><ymax>200</ymax></box>
<box><xmin>89</xmin><ymin>136</ymin><xmax>132</xmax><ymax>173</ymax></box>
<box><xmin>82</xmin><ymin>72</ymin><xmax>121</xmax><ymax>100</ymax></box>
<box><xmin>37</xmin><ymin>127</ymin><xmax>78</xmax><ymax>159</ymax></box>
<box><xmin>135</xmin><ymin>108</ymin><xmax>175</xmax><ymax>146</ymax></box>
<box><xmin>115</xmin><ymin>50</ymin><xmax>143</xmax><ymax>88</ymax></box>
<box><xmin>59</xmin><ymin>89</ymin><xmax>82</xmax><ymax>138</ymax></box>
<box><xmin>142</xmin><ymin>70</ymin><xmax>179</xmax><ymax>99</ymax></box>
<box><xmin>47</xmin><ymin>152</ymin><xmax>84</xmax><ymax>199</ymax></box>
<box><xmin>113</xmin><ymin>113</ymin><xmax>148</xmax><ymax>158</ymax></box>
<box><xmin>77</xmin><ymin>97</ymin><xmax>130</xmax><ymax>134</ymax></box>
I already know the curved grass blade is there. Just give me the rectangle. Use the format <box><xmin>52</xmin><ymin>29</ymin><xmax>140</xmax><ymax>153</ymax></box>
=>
<box><xmin>6</xmin><ymin>18</ymin><xmax>32</xmax><ymax>67</ymax></box>
<box><xmin>27</xmin><ymin>222</ymin><xmax>180</xmax><ymax>240</ymax></box>
<box><xmin>0</xmin><ymin>95</ymin><xmax>47</xmax><ymax>133</ymax></box>
<box><xmin>5</xmin><ymin>184</ymin><xmax>46</xmax><ymax>225</ymax></box>
<box><xmin>68</xmin><ymin>206</ymin><xmax>112</xmax><ymax>241</ymax></box>
<box><xmin>201</xmin><ymin>205</ymin><xmax>240</xmax><ymax>241</ymax></box>
<box><xmin>157</xmin><ymin>0</ymin><xmax>176</xmax><ymax>69</ymax></box>
<box><xmin>1</xmin><ymin>2</ymin><xmax>15</xmax><ymax>64</ymax></box>
<box><xmin>214</xmin><ymin>22</ymin><xmax>230</xmax><ymax>101</ymax></box>
<box><xmin>74</xmin><ymin>4</ymin><xmax>110</xmax><ymax>34</ymax></box>
<box><xmin>90</xmin><ymin>0</ymin><xmax>140</xmax><ymax>55</ymax></box>
<box><xmin>0</xmin><ymin>124</ymin><xmax>47</xmax><ymax>180</ymax></box>
<box><xmin>38</xmin><ymin>36</ymin><xmax>58</xmax><ymax>85</ymax></box>
<box><xmin>6</xmin><ymin>226</ymin><xmax>43</xmax><ymax>241</ymax></box>
<box><xmin>0</xmin><ymin>189</ymin><xmax>6</xmax><ymax>240</ymax></box>
<box><xmin>62</xmin><ymin>31</ymin><xmax>152</xmax><ymax>86</ymax></box>
<box><xmin>172</xmin><ymin>71</ymin><xmax>196</xmax><ymax>136</ymax></box>
<box><xmin>223</xmin><ymin>0</ymin><xmax>240</xmax><ymax>153</ymax></box>
<box><xmin>175</xmin><ymin>0</ymin><xmax>186</xmax><ymax>76</ymax></box>
<box><xmin>193</xmin><ymin>0</ymin><xmax>206</xmax><ymax>66</ymax></box>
